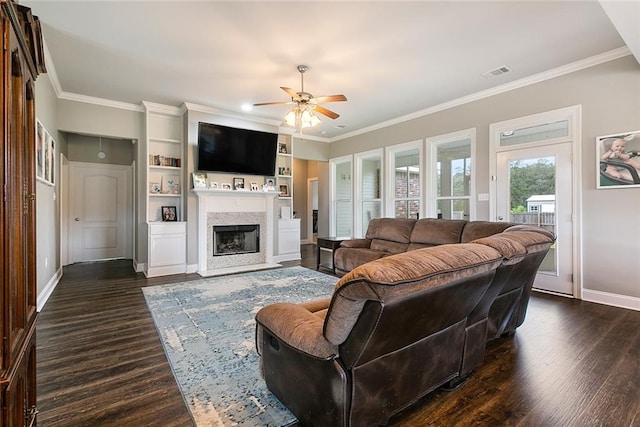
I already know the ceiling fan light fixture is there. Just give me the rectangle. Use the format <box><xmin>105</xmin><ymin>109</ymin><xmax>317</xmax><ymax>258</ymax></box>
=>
<box><xmin>284</xmin><ymin>106</ymin><xmax>321</xmax><ymax>129</ymax></box>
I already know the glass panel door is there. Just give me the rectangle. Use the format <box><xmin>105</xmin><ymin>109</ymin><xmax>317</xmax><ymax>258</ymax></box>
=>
<box><xmin>435</xmin><ymin>139</ymin><xmax>471</xmax><ymax>220</ymax></box>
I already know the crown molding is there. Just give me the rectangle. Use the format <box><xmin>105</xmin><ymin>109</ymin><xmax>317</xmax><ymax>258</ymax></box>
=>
<box><xmin>329</xmin><ymin>46</ymin><xmax>632</xmax><ymax>143</ymax></box>
<box><xmin>43</xmin><ymin>43</ymin><xmax>630</xmax><ymax>143</ymax></box>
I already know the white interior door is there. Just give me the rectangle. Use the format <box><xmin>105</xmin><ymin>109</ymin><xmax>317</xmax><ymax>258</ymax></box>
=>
<box><xmin>69</xmin><ymin>162</ymin><xmax>131</xmax><ymax>263</ymax></box>
<box><xmin>496</xmin><ymin>143</ymin><xmax>573</xmax><ymax>295</ymax></box>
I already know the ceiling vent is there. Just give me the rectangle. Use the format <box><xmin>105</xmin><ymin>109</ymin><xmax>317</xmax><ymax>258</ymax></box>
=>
<box><xmin>483</xmin><ymin>65</ymin><xmax>511</xmax><ymax>79</ymax></box>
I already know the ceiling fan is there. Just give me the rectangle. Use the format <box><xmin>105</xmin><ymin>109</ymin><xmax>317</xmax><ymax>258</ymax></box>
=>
<box><xmin>253</xmin><ymin>65</ymin><xmax>347</xmax><ymax>128</ymax></box>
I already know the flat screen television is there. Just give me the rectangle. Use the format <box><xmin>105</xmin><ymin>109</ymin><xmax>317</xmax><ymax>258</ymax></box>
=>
<box><xmin>197</xmin><ymin>122</ymin><xmax>278</xmax><ymax>176</ymax></box>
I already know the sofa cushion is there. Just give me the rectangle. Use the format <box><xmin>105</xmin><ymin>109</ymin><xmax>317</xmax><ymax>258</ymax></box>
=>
<box><xmin>461</xmin><ymin>221</ymin><xmax>515</xmax><ymax>243</ymax></box>
<box><xmin>365</xmin><ymin>217</ymin><xmax>416</xmax><ymax>243</ymax></box>
<box><xmin>471</xmin><ymin>235</ymin><xmax>527</xmax><ymax>265</ymax></box>
<box><xmin>334</xmin><ymin>247</ymin><xmax>388</xmax><ymax>273</ymax></box>
<box><xmin>370</xmin><ymin>239</ymin><xmax>409</xmax><ymax>254</ymax></box>
<box><xmin>324</xmin><ymin>243</ymin><xmax>503</xmax><ymax>345</ymax></box>
<box><xmin>409</xmin><ymin>218</ymin><xmax>467</xmax><ymax>246</ymax></box>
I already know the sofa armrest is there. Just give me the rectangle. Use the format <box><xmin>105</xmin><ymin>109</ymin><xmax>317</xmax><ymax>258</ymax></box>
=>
<box><xmin>340</xmin><ymin>238</ymin><xmax>372</xmax><ymax>249</ymax></box>
<box><xmin>256</xmin><ymin>302</ymin><xmax>337</xmax><ymax>359</ymax></box>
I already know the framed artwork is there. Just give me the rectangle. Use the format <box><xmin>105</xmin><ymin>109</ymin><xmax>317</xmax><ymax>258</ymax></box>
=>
<box><xmin>221</xmin><ymin>183</ymin><xmax>232</xmax><ymax>190</ymax></box>
<box><xmin>36</xmin><ymin>120</ymin><xmax>55</xmax><ymax>186</ymax></box>
<box><xmin>597</xmin><ymin>130</ymin><xmax>640</xmax><ymax>189</ymax></box>
<box><xmin>192</xmin><ymin>172</ymin><xmax>207</xmax><ymax>189</ymax></box>
<box><xmin>233</xmin><ymin>177</ymin><xmax>245</xmax><ymax>190</ymax></box>
<box><xmin>279</xmin><ymin>142</ymin><xmax>288</xmax><ymax>154</ymax></box>
<box><xmin>264</xmin><ymin>177</ymin><xmax>276</xmax><ymax>191</ymax></box>
<box><xmin>149</xmin><ymin>182</ymin><xmax>161</xmax><ymax>194</ymax></box>
<box><xmin>162</xmin><ymin>175</ymin><xmax>180</xmax><ymax>194</ymax></box>
<box><xmin>209</xmin><ymin>182</ymin><xmax>218</xmax><ymax>189</ymax></box>
<box><xmin>279</xmin><ymin>184</ymin><xmax>290</xmax><ymax>197</ymax></box>
<box><xmin>161</xmin><ymin>206</ymin><xmax>177</xmax><ymax>221</ymax></box>
<box><xmin>250</xmin><ymin>181</ymin><xmax>259</xmax><ymax>191</ymax></box>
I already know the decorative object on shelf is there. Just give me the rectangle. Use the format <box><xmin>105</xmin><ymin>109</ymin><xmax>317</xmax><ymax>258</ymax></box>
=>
<box><xmin>250</xmin><ymin>182</ymin><xmax>259</xmax><ymax>191</ymax></box>
<box><xmin>161</xmin><ymin>206</ymin><xmax>177</xmax><ymax>222</ymax></box>
<box><xmin>279</xmin><ymin>184</ymin><xmax>290</xmax><ymax>197</ymax></box>
<box><xmin>149</xmin><ymin>155</ymin><xmax>181</xmax><ymax>167</ymax></box>
<box><xmin>162</xmin><ymin>175</ymin><xmax>180</xmax><ymax>194</ymax></box>
<box><xmin>192</xmin><ymin>172</ymin><xmax>207</xmax><ymax>189</ymax></box>
<box><xmin>279</xmin><ymin>143</ymin><xmax>288</xmax><ymax>154</ymax></box>
<box><xmin>233</xmin><ymin>177</ymin><xmax>245</xmax><ymax>190</ymax></box>
<box><xmin>209</xmin><ymin>182</ymin><xmax>218</xmax><ymax>189</ymax></box>
<box><xmin>281</xmin><ymin>206</ymin><xmax>291</xmax><ymax>219</ymax></box>
<box><xmin>221</xmin><ymin>183</ymin><xmax>232</xmax><ymax>190</ymax></box>
<box><xmin>149</xmin><ymin>182</ymin><xmax>161</xmax><ymax>194</ymax></box>
<box><xmin>264</xmin><ymin>177</ymin><xmax>276</xmax><ymax>191</ymax></box>
<box><xmin>597</xmin><ymin>130</ymin><xmax>640</xmax><ymax>189</ymax></box>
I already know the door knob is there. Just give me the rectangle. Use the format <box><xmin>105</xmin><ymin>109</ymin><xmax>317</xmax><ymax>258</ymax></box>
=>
<box><xmin>497</xmin><ymin>216</ymin><xmax>504</xmax><ymax>221</ymax></box>
<box><xmin>75</xmin><ymin>217</ymin><xmax>80</xmax><ymax>222</ymax></box>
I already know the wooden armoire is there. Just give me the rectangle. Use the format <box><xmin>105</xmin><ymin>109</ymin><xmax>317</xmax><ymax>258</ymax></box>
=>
<box><xmin>0</xmin><ymin>1</ymin><xmax>45</xmax><ymax>426</ymax></box>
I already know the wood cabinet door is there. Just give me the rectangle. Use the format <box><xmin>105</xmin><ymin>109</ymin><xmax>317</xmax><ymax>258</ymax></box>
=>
<box><xmin>1</xmin><ymin>4</ymin><xmax>37</xmax><ymax>376</ymax></box>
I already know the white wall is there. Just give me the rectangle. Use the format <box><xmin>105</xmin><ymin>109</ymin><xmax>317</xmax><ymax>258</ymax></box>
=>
<box><xmin>328</xmin><ymin>55</ymin><xmax>640</xmax><ymax>306</ymax></box>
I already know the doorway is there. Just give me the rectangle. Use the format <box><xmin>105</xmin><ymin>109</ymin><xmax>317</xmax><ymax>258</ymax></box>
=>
<box><xmin>496</xmin><ymin>144</ymin><xmax>573</xmax><ymax>294</ymax></box>
<box><xmin>490</xmin><ymin>105</ymin><xmax>581</xmax><ymax>297</ymax></box>
<box><xmin>307</xmin><ymin>178</ymin><xmax>318</xmax><ymax>243</ymax></box>
<box><xmin>68</xmin><ymin>162</ymin><xmax>133</xmax><ymax>263</ymax></box>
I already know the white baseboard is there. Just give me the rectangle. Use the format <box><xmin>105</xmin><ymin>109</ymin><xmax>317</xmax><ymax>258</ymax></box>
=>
<box><xmin>581</xmin><ymin>288</ymin><xmax>640</xmax><ymax>312</ymax></box>
<box><xmin>186</xmin><ymin>263</ymin><xmax>198</xmax><ymax>274</ymax></box>
<box><xmin>133</xmin><ymin>258</ymin><xmax>145</xmax><ymax>273</ymax></box>
<box><xmin>273</xmin><ymin>253</ymin><xmax>302</xmax><ymax>263</ymax></box>
<box><xmin>37</xmin><ymin>267</ymin><xmax>63</xmax><ymax>312</ymax></box>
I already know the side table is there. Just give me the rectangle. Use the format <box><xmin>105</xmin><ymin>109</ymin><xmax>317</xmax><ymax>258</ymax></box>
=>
<box><xmin>316</xmin><ymin>236</ymin><xmax>347</xmax><ymax>275</ymax></box>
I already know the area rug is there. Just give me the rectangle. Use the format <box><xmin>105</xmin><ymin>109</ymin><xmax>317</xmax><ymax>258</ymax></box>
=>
<box><xmin>142</xmin><ymin>266</ymin><xmax>337</xmax><ymax>427</ymax></box>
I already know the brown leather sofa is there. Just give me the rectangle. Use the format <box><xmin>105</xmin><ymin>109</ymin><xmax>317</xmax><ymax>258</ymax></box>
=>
<box><xmin>333</xmin><ymin>218</ymin><xmax>516</xmax><ymax>276</ymax></box>
<box><xmin>256</xmin><ymin>243</ymin><xmax>506</xmax><ymax>426</ymax></box>
<box><xmin>255</xmin><ymin>222</ymin><xmax>555</xmax><ymax>426</ymax></box>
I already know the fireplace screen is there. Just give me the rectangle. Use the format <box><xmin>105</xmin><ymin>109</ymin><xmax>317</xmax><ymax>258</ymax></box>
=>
<box><xmin>213</xmin><ymin>225</ymin><xmax>260</xmax><ymax>256</ymax></box>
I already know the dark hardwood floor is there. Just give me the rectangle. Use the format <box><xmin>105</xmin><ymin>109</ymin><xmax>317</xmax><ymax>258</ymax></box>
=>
<box><xmin>37</xmin><ymin>245</ymin><xmax>640</xmax><ymax>426</ymax></box>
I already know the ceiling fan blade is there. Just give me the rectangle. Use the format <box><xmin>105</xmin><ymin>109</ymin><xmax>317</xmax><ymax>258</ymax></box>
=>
<box><xmin>312</xmin><ymin>94</ymin><xmax>347</xmax><ymax>104</ymax></box>
<box><xmin>314</xmin><ymin>105</ymin><xmax>340</xmax><ymax>120</ymax></box>
<box><xmin>281</xmin><ymin>87</ymin><xmax>301</xmax><ymax>101</ymax></box>
<box><xmin>253</xmin><ymin>101</ymin><xmax>289</xmax><ymax>107</ymax></box>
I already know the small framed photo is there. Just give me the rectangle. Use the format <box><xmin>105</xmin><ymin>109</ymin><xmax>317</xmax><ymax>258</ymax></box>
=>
<box><xmin>250</xmin><ymin>181</ymin><xmax>259</xmax><ymax>191</ymax></box>
<box><xmin>597</xmin><ymin>130</ymin><xmax>640</xmax><ymax>189</ymax></box>
<box><xmin>221</xmin><ymin>183</ymin><xmax>232</xmax><ymax>190</ymax></box>
<box><xmin>209</xmin><ymin>182</ymin><xmax>218</xmax><ymax>189</ymax></box>
<box><xmin>279</xmin><ymin>184</ymin><xmax>290</xmax><ymax>197</ymax></box>
<box><xmin>161</xmin><ymin>206</ymin><xmax>177</xmax><ymax>222</ymax></box>
<box><xmin>279</xmin><ymin>142</ymin><xmax>288</xmax><ymax>154</ymax></box>
<box><xmin>233</xmin><ymin>177</ymin><xmax>245</xmax><ymax>190</ymax></box>
<box><xmin>264</xmin><ymin>177</ymin><xmax>276</xmax><ymax>191</ymax></box>
<box><xmin>149</xmin><ymin>182</ymin><xmax>161</xmax><ymax>194</ymax></box>
<box><xmin>192</xmin><ymin>172</ymin><xmax>207</xmax><ymax>189</ymax></box>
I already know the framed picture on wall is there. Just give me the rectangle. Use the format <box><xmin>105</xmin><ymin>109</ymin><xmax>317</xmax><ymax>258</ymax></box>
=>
<box><xmin>597</xmin><ymin>130</ymin><xmax>640</xmax><ymax>189</ymax></box>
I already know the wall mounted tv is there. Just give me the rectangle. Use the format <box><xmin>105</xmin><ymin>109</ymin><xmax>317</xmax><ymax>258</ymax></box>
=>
<box><xmin>197</xmin><ymin>122</ymin><xmax>278</xmax><ymax>176</ymax></box>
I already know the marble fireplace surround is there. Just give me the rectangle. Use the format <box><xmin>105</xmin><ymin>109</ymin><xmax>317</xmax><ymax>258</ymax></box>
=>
<box><xmin>193</xmin><ymin>189</ymin><xmax>279</xmax><ymax>277</ymax></box>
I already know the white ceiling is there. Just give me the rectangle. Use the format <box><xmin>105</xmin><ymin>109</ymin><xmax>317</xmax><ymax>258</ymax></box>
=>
<box><xmin>23</xmin><ymin>1</ymin><xmax>633</xmax><ymax>141</ymax></box>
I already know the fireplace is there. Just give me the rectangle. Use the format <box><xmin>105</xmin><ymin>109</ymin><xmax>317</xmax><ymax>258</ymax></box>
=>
<box><xmin>213</xmin><ymin>225</ymin><xmax>260</xmax><ymax>256</ymax></box>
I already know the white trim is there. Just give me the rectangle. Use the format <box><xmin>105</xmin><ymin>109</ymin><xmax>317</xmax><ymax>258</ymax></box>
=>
<box><xmin>37</xmin><ymin>267</ymin><xmax>63</xmax><ymax>312</ymax></box>
<box><xmin>132</xmin><ymin>259</ymin><xmax>144</xmax><ymax>273</ymax></box>
<box><xmin>307</xmin><ymin>177</ymin><xmax>318</xmax><ymax>243</ymax></box>
<box><xmin>582</xmin><ymin>289</ymin><xmax>640</xmax><ymax>312</ymax></box>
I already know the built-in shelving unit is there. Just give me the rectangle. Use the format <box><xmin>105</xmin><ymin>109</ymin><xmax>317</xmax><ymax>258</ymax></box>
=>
<box><xmin>273</xmin><ymin>134</ymin><xmax>300</xmax><ymax>261</ymax></box>
<box><xmin>143</xmin><ymin>102</ymin><xmax>187</xmax><ymax>277</ymax></box>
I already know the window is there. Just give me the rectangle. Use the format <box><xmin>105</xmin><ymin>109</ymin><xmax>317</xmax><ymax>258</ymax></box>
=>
<box><xmin>427</xmin><ymin>129</ymin><xmax>475</xmax><ymax>220</ymax></box>
<box><xmin>385</xmin><ymin>140</ymin><xmax>422</xmax><ymax>219</ymax></box>
<box><xmin>330</xmin><ymin>155</ymin><xmax>353</xmax><ymax>237</ymax></box>
<box><xmin>355</xmin><ymin>149</ymin><xmax>382</xmax><ymax>237</ymax></box>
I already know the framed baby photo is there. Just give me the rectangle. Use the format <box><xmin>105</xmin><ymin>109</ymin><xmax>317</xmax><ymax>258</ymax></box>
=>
<box><xmin>161</xmin><ymin>206</ymin><xmax>177</xmax><ymax>222</ymax></box>
<box><xmin>596</xmin><ymin>130</ymin><xmax>640</xmax><ymax>189</ymax></box>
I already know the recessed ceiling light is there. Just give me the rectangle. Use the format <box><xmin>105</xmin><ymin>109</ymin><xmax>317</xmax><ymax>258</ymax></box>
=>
<box><xmin>241</xmin><ymin>104</ymin><xmax>253</xmax><ymax>112</ymax></box>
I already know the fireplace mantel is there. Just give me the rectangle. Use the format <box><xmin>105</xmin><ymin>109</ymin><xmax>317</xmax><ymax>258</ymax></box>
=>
<box><xmin>193</xmin><ymin>189</ymin><xmax>279</xmax><ymax>276</ymax></box>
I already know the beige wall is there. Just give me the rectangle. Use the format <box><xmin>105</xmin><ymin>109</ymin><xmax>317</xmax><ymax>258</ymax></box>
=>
<box><xmin>35</xmin><ymin>54</ymin><xmax>640</xmax><ymax>309</ymax></box>
<box><xmin>328</xmin><ymin>55</ymin><xmax>640</xmax><ymax>303</ymax></box>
